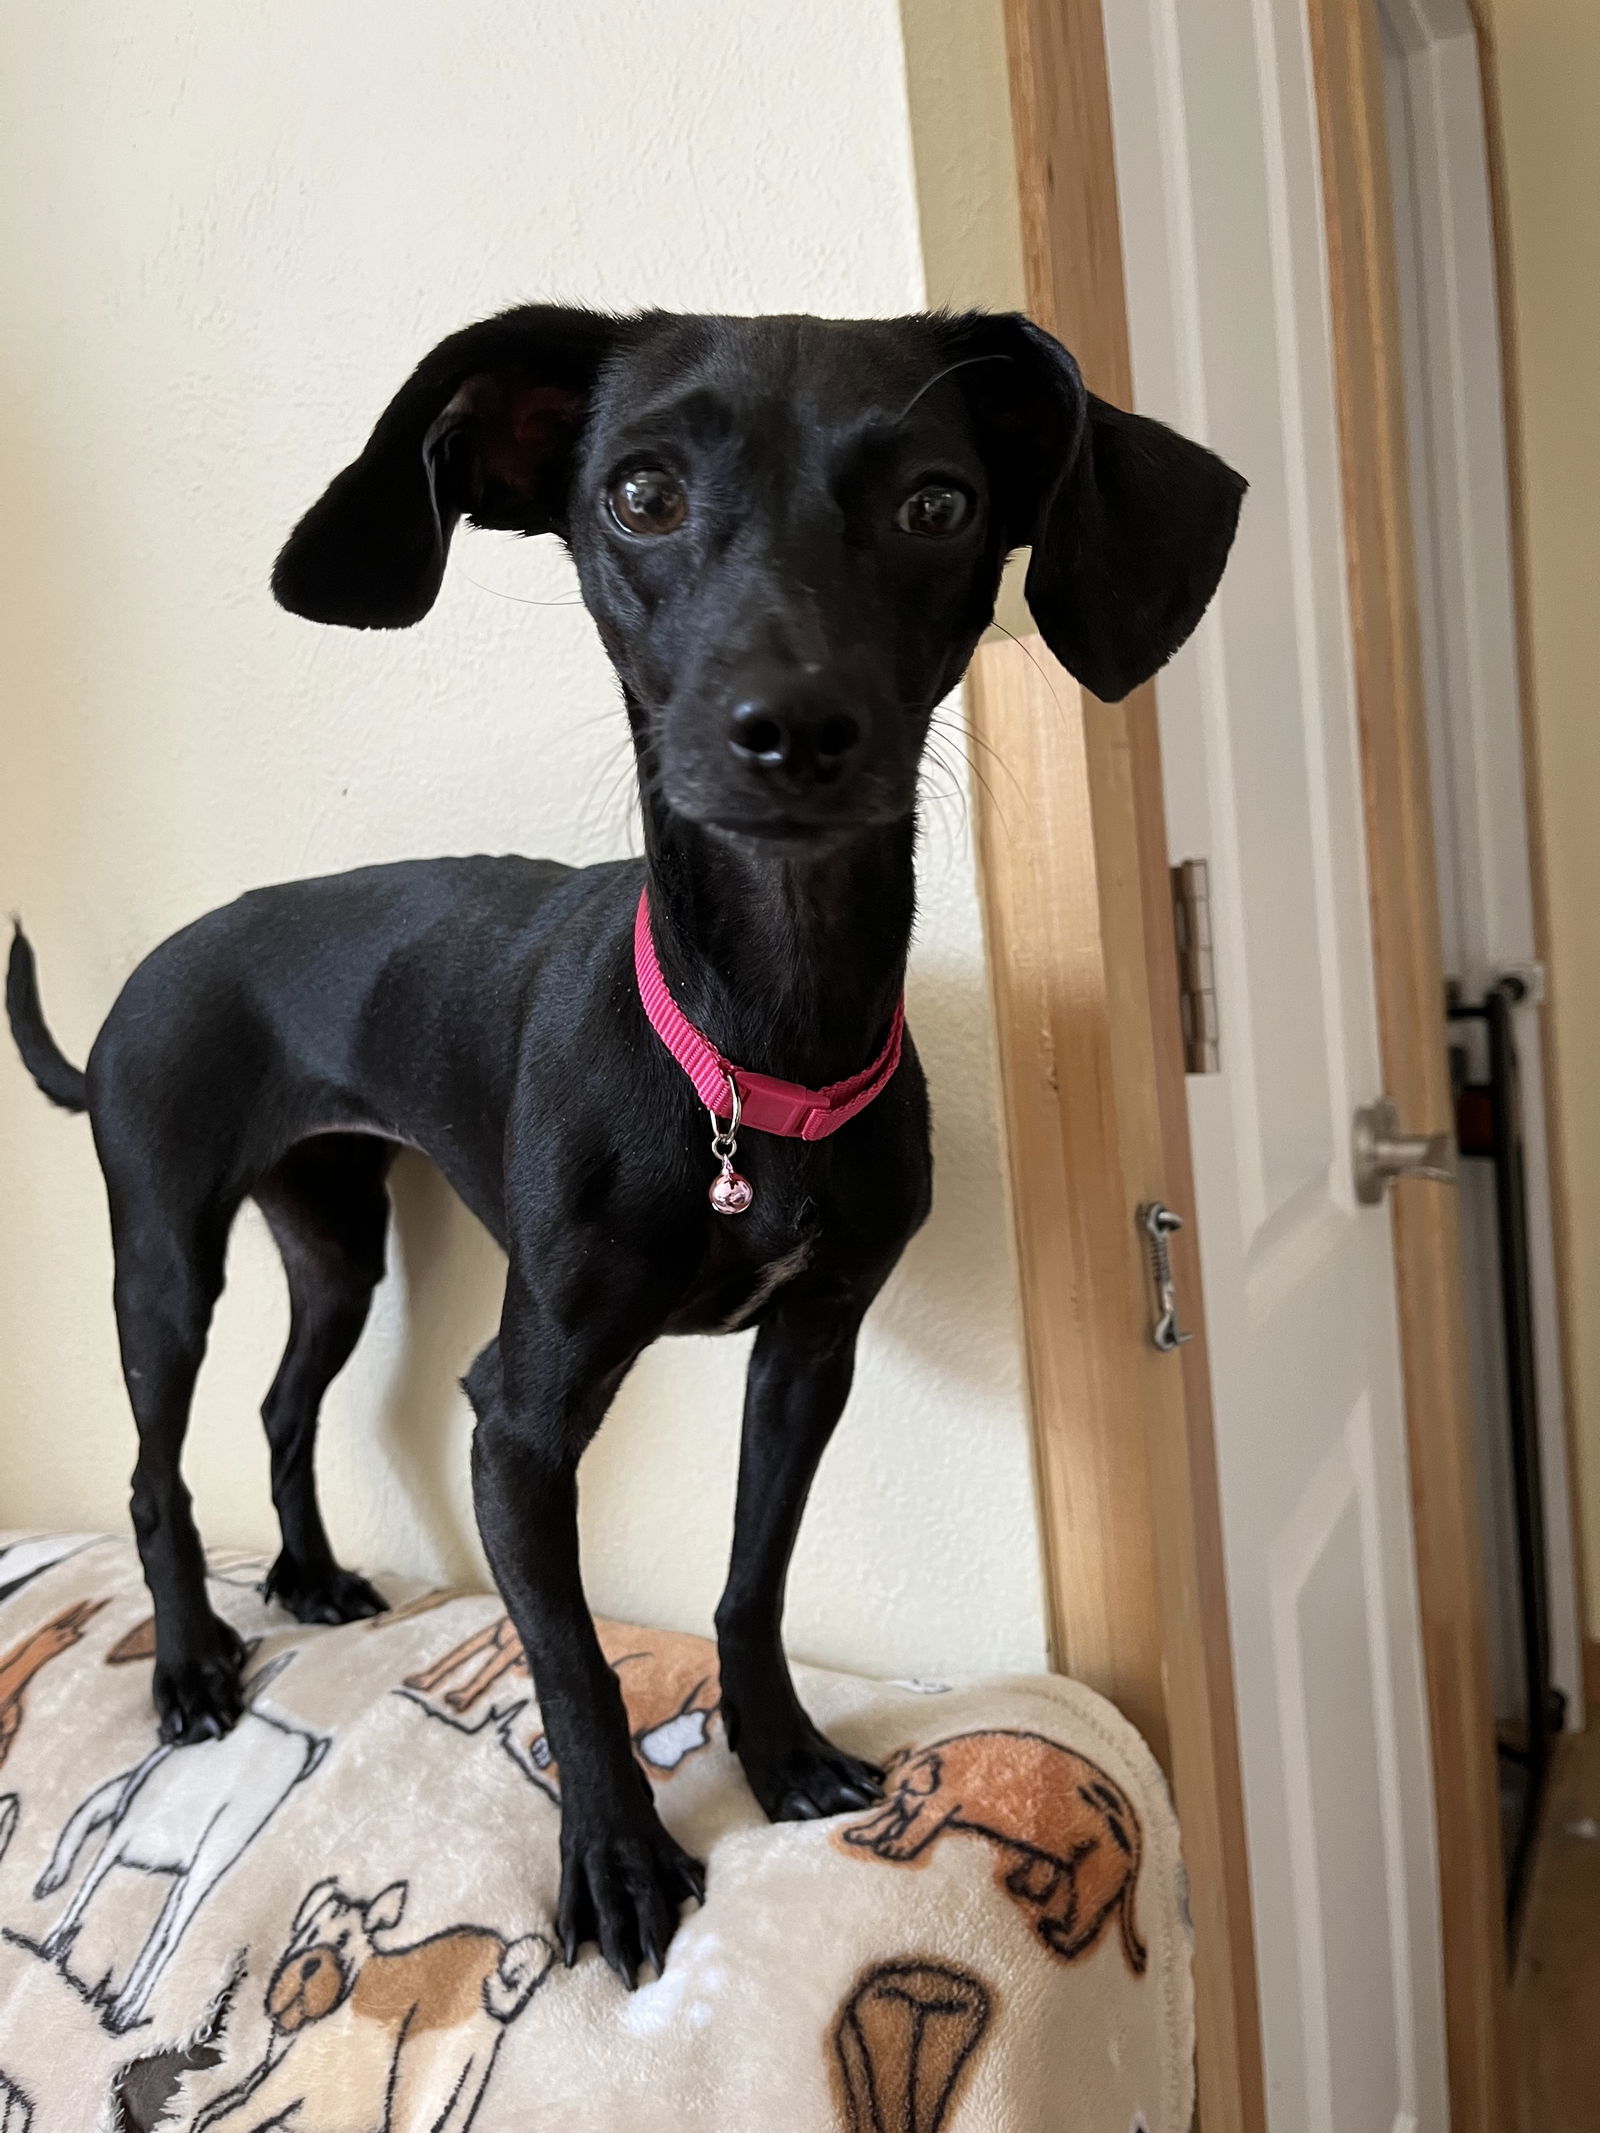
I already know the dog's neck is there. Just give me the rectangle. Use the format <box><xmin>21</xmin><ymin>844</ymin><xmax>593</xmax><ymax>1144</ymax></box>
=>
<box><xmin>640</xmin><ymin>794</ymin><xmax>914</xmax><ymax>1090</ymax></box>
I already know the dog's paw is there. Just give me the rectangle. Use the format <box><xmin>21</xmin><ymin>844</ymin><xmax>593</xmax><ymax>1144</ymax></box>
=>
<box><xmin>262</xmin><ymin>1553</ymin><xmax>388</xmax><ymax>1626</ymax></box>
<box><xmin>558</xmin><ymin>1819</ymin><xmax>705</xmax><ymax>1990</ymax></box>
<box><xmin>737</xmin><ymin>1722</ymin><xmax>884</xmax><ymax>1823</ymax></box>
<box><xmin>153</xmin><ymin>1617</ymin><xmax>247</xmax><ymax>1745</ymax></box>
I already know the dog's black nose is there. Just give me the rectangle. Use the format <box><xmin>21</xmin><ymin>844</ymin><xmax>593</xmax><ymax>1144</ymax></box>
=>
<box><xmin>729</xmin><ymin>693</ymin><xmax>862</xmax><ymax>782</ymax></box>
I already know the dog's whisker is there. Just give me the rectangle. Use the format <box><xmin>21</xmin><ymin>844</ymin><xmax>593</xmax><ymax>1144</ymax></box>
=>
<box><xmin>989</xmin><ymin>621</ymin><xmax>1076</xmax><ymax>722</ymax></box>
<box><xmin>604</xmin><ymin>746</ymin><xmax>650</xmax><ymax>853</ymax></box>
<box><xmin>895</xmin><ymin>705</ymin><xmax>1026</xmax><ymax>810</ymax></box>
<box><xmin>890</xmin><ymin>351</ymin><xmax>1013</xmax><ymax>426</ymax></box>
<box><xmin>463</xmin><ymin>576</ymin><xmax>586</xmax><ymax>608</ymax></box>
<box><xmin>928</xmin><ymin>757</ymin><xmax>993</xmax><ymax>846</ymax></box>
<box><xmin>927</xmin><ymin>720</ymin><xmax>1015</xmax><ymax>836</ymax></box>
<box><xmin>576</xmin><ymin>741</ymin><xmax>643</xmax><ymax>853</ymax></box>
<box><xmin>929</xmin><ymin>712</ymin><xmax>1028</xmax><ymax>807</ymax></box>
<box><xmin>918</xmin><ymin>739</ymin><xmax>973</xmax><ymax>855</ymax></box>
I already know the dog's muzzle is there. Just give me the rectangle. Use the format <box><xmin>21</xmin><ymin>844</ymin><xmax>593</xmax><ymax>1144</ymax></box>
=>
<box><xmin>266</xmin><ymin>1942</ymin><xmax>352</xmax><ymax>2032</ymax></box>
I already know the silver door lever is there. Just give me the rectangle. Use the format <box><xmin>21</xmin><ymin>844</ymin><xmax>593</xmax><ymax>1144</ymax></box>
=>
<box><xmin>1352</xmin><ymin>1098</ymin><xmax>1456</xmax><ymax>1205</ymax></box>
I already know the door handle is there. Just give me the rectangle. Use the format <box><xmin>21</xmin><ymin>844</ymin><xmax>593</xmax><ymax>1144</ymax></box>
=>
<box><xmin>1352</xmin><ymin>1098</ymin><xmax>1457</xmax><ymax>1205</ymax></box>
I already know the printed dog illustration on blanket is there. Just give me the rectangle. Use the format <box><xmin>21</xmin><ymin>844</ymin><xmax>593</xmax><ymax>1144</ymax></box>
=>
<box><xmin>105</xmin><ymin>1561</ymin><xmax>339</xmax><ymax>1670</ymax></box>
<box><xmin>402</xmin><ymin>1614</ymin><xmax>719</xmax><ymax>1796</ymax></box>
<box><xmin>0</xmin><ymin>1544</ymin><xmax>105</xmax><ymax>1604</ymax></box>
<box><xmin>840</xmin><ymin>1731</ymin><xmax>1148</xmax><ymax>1975</ymax></box>
<box><xmin>104</xmin><ymin>1615</ymin><xmax>157</xmax><ymax>1666</ymax></box>
<box><xmin>112</xmin><ymin>1958</ymin><xmax>241</xmax><ymax>2133</ymax></box>
<box><xmin>363</xmin><ymin>1587</ymin><xmax>460</xmax><ymax>1630</ymax></box>
<box><xmin>0</xmin><ymin>1601</ymin><xmax>107</xmax><ymax>1869</ymax></box>
<box><xmin>831</xmin><ymin>1959</ymin><xmax>993</xmax><ymax>2133</ymax></box>
<box><xmin>0</xmin><ymin>2071</ymin><xmax>32</xmax><ymax>2133</ymax></box>
<box><xmin>17</xmin><ymin>1655</ymin><xmax>327</xmax><ymax>2033</ymax></box>
<box><xmin>193</xmin><ymin>1878</ymin><xmax>552</xmax><ymax>2133</ymax></box>
<box><xmin>0</xmin><ymin>1534</ymin><xmax>100</xmax><ymax>1608</ymax></box>
<box><xmin>0</xmin><ymin>1600</ymin><xmax>106</xmax><ymax>1768</ymax></box>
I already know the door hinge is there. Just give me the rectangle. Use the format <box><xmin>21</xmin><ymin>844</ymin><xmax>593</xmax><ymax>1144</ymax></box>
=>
<box><xmin>1171</xmin><ymin>858</ymin><xmax>1220</xmax><ymax>1074</ymax></box>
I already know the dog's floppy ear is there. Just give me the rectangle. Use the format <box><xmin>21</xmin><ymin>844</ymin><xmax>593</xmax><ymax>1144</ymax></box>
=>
<box><xmin>273</xmin><ymin>305</ymin><xmax>623</xmax><ymax>629</ymax></box>
<box><xmin>363</xmin><ymin>1880</ymin><xmax>408</xmax><ymax>1937</ymax></box>
<box><xmin>948</xmin><ymin>313</ymin><xmax>1245</xmax><ymax>702</ymax></box>
<box><xmin>292</xmin><ymin>1877</ymin><xmax>341</xmax><ymax>1936</ymax></box>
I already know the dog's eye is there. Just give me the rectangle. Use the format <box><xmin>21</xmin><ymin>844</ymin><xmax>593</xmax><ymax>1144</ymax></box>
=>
<box><xmin>894</xmin><ymin>482</ymin><xmax>972</xmax><ymax>538</ymax></box>
<box><xmin>608</xmin><ymin>468</ymin><xmax>688</xmax><ymax>537</ymax></box>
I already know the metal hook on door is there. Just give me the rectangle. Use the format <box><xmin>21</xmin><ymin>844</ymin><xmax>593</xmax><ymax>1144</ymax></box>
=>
<box><xmin>1138</xmin><ymin>1202</ymin><xmax>1194</xmax><ymax>1353</ymax></box>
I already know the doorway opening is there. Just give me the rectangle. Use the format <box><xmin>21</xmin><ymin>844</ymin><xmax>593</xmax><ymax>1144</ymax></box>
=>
<box><xmin>1379</xmin><ymin>0</ymin><xmax>1582</xmax><ymax>1930</ymax></box>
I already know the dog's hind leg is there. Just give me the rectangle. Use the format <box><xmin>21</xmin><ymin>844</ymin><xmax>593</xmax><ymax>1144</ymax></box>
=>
<box><xmin>389</xmin><ymin>2026</ymin><xmax>500</xmax><ymax>2133</ymax></box>
<box><xmin>108</xmin><ymin>1179</ymin><xmax>245</xmax><ymax>1745</ymax></box>
<box><xmin>254</xmin><ymin>1136</ymin><xmax>394</xmax><ymax>1625</ymax></box>
<box><xmin>104</xmin><ymin>1865</ymin><xmax>194</xmax><ymax>2032</ymax></box>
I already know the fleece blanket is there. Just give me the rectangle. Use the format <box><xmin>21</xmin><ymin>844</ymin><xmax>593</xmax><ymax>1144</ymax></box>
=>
<box><xmin>0</xmin><ymin>1533</ymin><xmax>1192</xmax><ymax>2133</ymax></box>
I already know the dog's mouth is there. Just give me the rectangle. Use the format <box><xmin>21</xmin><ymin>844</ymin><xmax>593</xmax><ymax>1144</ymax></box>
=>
<box><xmin>701</xmin><ymin>812</ymin><xmax>864</xmax><ymax>848</ymax></box>
<box><xmin>676</xmin><ymin>779</ymin><xmax>916</xmax><ymax>850</ymax></box>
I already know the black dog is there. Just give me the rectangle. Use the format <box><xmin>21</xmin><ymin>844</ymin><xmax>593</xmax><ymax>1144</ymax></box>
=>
<box><xmin>7</xmin><ymin>305</ymin><xmax>1242</xmax><ymax>1984</ymax></box>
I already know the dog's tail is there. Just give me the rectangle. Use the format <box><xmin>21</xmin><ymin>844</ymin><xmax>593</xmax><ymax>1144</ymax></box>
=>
<box><xmin>484</xmin><ymin>1932</ymin><xmax>555</xmax><ymax>2024</ymax></box>
<box><xmin>6</xmin><ymin>924</ymin><xmax>87</xmax><ymax>1113</ymax></box>
<box><xmin>34</xmin><ymin>1765</ymin><xmax>131</xmax><ymax>1898</ymax></box>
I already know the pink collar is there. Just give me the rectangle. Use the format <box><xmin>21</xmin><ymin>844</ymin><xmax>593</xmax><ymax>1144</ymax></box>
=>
<box><xmin>633</xmin><ymin>889</ymin><xmax>905</xmax><ymax>1140</ymax></box>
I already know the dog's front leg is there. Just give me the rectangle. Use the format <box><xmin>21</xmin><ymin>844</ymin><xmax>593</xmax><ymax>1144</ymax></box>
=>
<box><xmin>715</xmin><ymin>1294</ymin><xmax>885</xmax><ymax>1822</ymax></box>
<box><xmin>466</xmin><ymin>1276</ymin><xmax>703</xmax><ymax>1989</ymax></box>
<box><xmin>189</xmin><ymin>2038</ymin><xmax>296</xmax><ymax>2132</ymax></box>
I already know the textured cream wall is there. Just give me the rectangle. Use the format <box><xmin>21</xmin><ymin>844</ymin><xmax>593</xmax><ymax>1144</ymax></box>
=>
<box><xmin>1484</xmin><ymin>0</ymin><xmax>1600</xmax><ymax>1634</ymax></box>
<box><xmin>0</xmin><ymin>0</ymin><xmax>1047</xmax><ymax>1677</ymax></box>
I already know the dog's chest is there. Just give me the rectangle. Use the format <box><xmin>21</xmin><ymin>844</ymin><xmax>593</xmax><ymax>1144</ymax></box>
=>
<box><xmin>711</xmin><ymin>1237</ymin><xmax>816</xmax><ymax>1331</ymax></box>
<box><xmin>663</xmin><ymin>1213</ymin><xmax>819</xmax><ymax>1336</ymax></box>
<box><xmin>266</xmin><ymin>2002</ymin><xmax>397</xmax><ymax>2125</ymax></box>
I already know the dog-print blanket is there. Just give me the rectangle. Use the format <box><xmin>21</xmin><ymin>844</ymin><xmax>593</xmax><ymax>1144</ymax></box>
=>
<box><xmin>0</xmin><ymin>1534</ymin><xmax>1193</xmax><ymax>2131</ymax></box>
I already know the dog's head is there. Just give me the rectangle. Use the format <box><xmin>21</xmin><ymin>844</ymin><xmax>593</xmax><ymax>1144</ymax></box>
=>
<box><xmin>275</xmin><ymin>307</ymin><xmax>1244</xmax><ymax>849</ymax></box>
<box><xmin>842</xmin><ymin>1743</ymin><xmax>946</xmax><ymax>1856</ymax></box>
<box><xmin>264</xmin><ymin>1878</ymin><xmax>407</xmax><ymax>2035</ymax></box>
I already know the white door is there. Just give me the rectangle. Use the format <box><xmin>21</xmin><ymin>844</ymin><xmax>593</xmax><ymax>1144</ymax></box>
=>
<box><xmin>1102</xmin><ymin>2</ymin><xmax>1450</xmax><ymax>2127</ymax></box>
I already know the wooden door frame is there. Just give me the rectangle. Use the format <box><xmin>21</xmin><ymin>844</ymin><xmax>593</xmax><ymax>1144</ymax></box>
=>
<box><xmin>972</xmin><ymin>0</ymin><xmax>1512</xmax><ymax>2126</ymax></box>
<box><xmin>968</xmin><ymin>7</ymin><xmax>1268</xmax><ymax>2129</ymax></box>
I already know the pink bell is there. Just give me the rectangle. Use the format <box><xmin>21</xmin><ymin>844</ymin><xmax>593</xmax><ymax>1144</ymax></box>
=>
<box><xmin>710</xmin><ymin>1164</ymin><xmax>754</xmax><ymax>1215</ymax></box>
<box><xmin>707</xmin><ymin>1073</ymin><xmax>754</xmax><ymax>1214</ymax></box>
